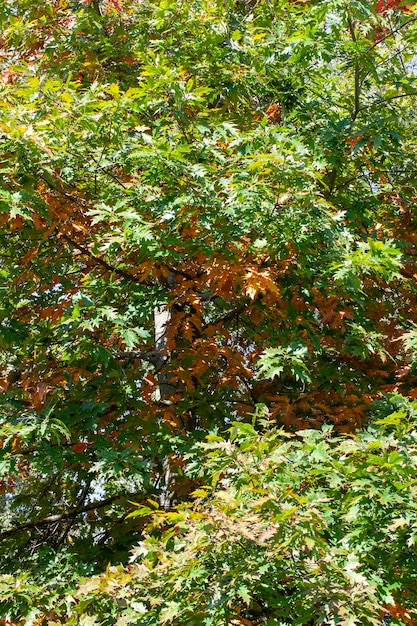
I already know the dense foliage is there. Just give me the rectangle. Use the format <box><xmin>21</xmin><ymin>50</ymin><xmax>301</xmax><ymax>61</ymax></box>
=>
<box><xmin>0</xmin><ymin>0</ymin><xmax>417</xmax><ymax>623</ymax></box>
<box><xmin>4</xmin><ymin>406</ymin><xmax>417</xmax><ymax>625</ymax></box>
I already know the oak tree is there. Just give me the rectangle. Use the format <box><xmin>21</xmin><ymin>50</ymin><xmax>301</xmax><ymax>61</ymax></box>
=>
<box><xmin>0</xmin><ymin>0</ymin><xmax>417</xmax><ymax>623</ymax></box>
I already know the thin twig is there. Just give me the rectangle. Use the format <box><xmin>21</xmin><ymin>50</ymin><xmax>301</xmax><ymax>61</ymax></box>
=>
<box><xmin>358</xmin><ymin>90</ymin><xmax>417</xmax><ymax>113</ymax></box>
<box><xmin>367</xmin><ymin>15</ymin><xmax>417</xmax><ymax>52</ymax></box>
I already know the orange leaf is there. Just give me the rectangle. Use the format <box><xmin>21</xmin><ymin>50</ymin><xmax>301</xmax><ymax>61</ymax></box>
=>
<box><xmin>72</xmin><ymin>442</ymin><xmax>88</xmax><ymax>453</ymax></box>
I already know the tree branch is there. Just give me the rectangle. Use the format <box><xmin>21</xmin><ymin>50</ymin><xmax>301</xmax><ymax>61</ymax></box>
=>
<box><xmin>59</xmin><ymin>232</ymin><xmax>153</xmax><ymax>286</ymax></box>
<box><xmin>368</xmin><ymin>15</ymin><xmax>417</xmax><ymax>52</ymax></box>
<box><xmin>0</xmin><ymin>494</ymin><xmax>123</xmax><ymax>541</ymax></box>
<box><xmin>55</xmin><ymin>478</ymin><xmax>93</xmax><ymax>547</ymax></box>
<box><xmin>202</xmin><ymin>302</ymin><xmax>247</xmax><ymax>332</ymax></box>
<box><xmin>358</xmin><ymin>90</ymin><xmax>417</xmax><ymax>113</ymax></box>
<box><xmin>114</xmin><ymin>349</ymin><xmax>166</xmax><ymax>368</ymax></box>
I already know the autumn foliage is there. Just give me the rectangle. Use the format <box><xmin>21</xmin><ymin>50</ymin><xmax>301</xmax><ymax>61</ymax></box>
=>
<box><xmin>0</xmin><ymin>0</ymin><xmax>417</xmax><ymax>623</ymax></box>
<box><xmin>376</xmin><ymin>0</ymin><xmax>411</xmax><ymax>14</ymax></box>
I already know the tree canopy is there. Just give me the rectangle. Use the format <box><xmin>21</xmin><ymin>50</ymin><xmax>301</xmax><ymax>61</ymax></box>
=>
<box><xmin>1</xmin><ymin>0</ymin><xmax>417</xmax><ymax>624</ymax></box>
